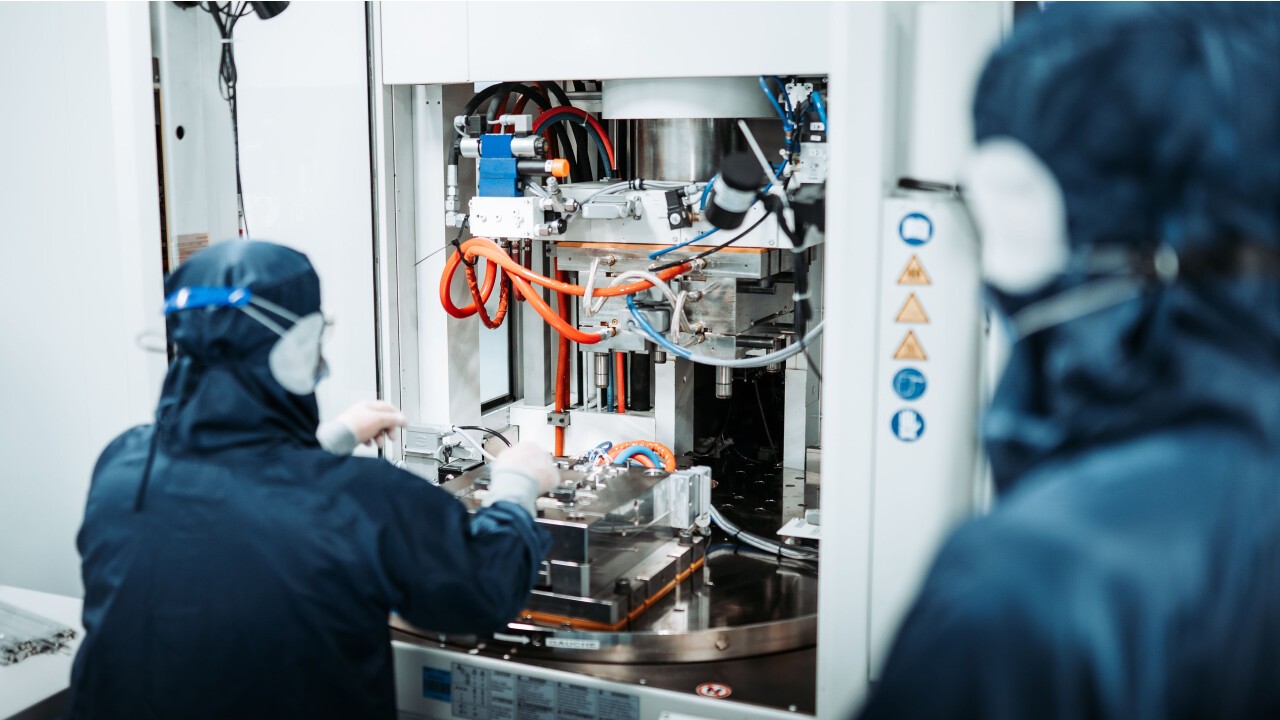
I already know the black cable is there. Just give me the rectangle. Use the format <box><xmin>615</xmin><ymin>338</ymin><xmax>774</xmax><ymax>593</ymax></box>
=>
<box><xmin>462</xmin><ymin>81</ymin><xmax>517</xmax><ymax>118</ymax></box>
<box><xmin>760</xmin><ymin>194</ymin><xmax>824</xmax><ymax>383</ymax></box>
<box><xmin>487</xmin><ymin>83</ymin><xmax>579</xmax><ymax>183</ymax></box>
<box><xmin>534</xmin><ymin>114</ymin><xmax>611</xmax><ymax>180</ymax></box>
<box><xmin>455</xmin><ymin>82</ymin><xmax>578</xmax><ymax>183</ymax></box>
<box><xmin>803</xmin><ymin>348</ymin><xmax>823</xmax><ymax>383</ymax></box>
<box><xmin>789</xmin><ymin>99</ymin><xmax>811</xmax><ymax>154</ymax></box>
<box><xmin>230</xmin><ymin>78</ymin><xmax>248</xmax><ymax>239</ymax></box>
<box><xmin>201</xmin><ymin>2</ymin><xmax>253</xmax><ymax>237</ymax></box>
<box><xmin>486</xmin><ymin>83</ymin><xmax>552</xmax><ymax>122</ymax></box>
<box><xmin>452</xmin><ymin>81</ymin><xmax>521</xmax><ymax>167</ymax></box>
<box><xmin>454</xmin><ymin>425</ymin><xmax>513</xmax><ymax>447</ymax></box>
<box><xmin>551</xmin><ymin>81</ymin><xmax>594</xmax><ymax>180</ymax></box>
<box><xmin>450</xmin><ymin>225</ymin><xmax>475</xmax><ymax>268</ymax></box>
<box><xmin>753</xmin><ymin>378</ymin><xmax>777</xmax><ymax>457</ymax></box>
<box><xmin>650</xmin><ymin>208</ymin><xmax>774</xmax><ymax>273</ymax></box>
<box><xmin>542</xmin><ymin>82</ymin><xmax>593</xmax><ymax>181</ymax></box>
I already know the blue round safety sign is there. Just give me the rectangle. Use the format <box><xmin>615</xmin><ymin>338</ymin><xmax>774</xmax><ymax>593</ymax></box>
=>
<box><xmin>890</xmin><ymin>409</ymin><xmax>926</xmax><ymax>442</ymax></box>
<box><xmin>893</xmin><ymin>368</ymin><xmax>927</xmax><ymax>400</ymax></box>
<box><xmin>899</xmin><ymin>212</ymin><xmax>933</xmax><ymax>246</ymax></box>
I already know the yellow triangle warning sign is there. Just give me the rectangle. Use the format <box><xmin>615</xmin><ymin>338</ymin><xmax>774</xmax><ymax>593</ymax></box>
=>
<box><xmin>897</xmin><ymin>256</ymin><xmax>932</xmax><ymax>286</ymax></box>
<box><xmin>895</xmin><ymin>293</ymin><xmax>929</xmax><ymax>324</ymax></box>
<box><xmin>893</xmin><ymin>331</ymin><xmax>927</xmax><ymax>361</ymax></box>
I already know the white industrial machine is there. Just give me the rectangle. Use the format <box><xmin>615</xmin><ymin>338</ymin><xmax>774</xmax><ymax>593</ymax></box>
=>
<box><xmin>367</xmin><ymin>3</ymin><xmax>1006</xmax><ymax>718</ymax></box>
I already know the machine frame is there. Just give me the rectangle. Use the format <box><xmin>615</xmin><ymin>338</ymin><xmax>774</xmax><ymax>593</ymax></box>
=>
<box><xmin>365</xmin><ymin>3</ymin><xmax>1006</xmax><ymax>717</ymax></box>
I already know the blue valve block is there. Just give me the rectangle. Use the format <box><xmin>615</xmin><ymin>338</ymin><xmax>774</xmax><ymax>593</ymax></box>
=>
<box><xmin>477</xmin><ymin>134</ymin><xmax>522</xmax><ymax>197</ymax></box>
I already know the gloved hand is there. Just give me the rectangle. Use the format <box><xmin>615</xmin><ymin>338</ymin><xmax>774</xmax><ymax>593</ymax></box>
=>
<box><xmin>484</xmin><ymin>441</ymin><xmax>559</xmax><ymax>515</ymax></box>
<box><xmin>316</xmin><ymin>400</ymin><xmax>408</xmax><ymax>456</ymax></box>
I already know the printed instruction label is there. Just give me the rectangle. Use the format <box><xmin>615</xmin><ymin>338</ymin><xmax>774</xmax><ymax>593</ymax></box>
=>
<box><xmin>176</xmin><ymin>232</ymin><xmax>210</xmax><ymax>265</ymax></box>
<box><xmin>545</xmin><ymin>638</ymin><xmax>601</xmax><ymax>650</ymax></box>
<box><xmin>451</xmin><ymin>662</ymin><xmax>639</xmax><ymax>720</ymax></box>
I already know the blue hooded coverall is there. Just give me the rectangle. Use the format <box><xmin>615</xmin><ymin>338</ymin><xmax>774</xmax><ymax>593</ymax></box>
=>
<box><xmin>861</xmin><ymin>4</ymin><xmax>1280</xmax><ymax>718</ymax></box>
<box><xmin>65</xmin><ymin>241</ymin><xmax>550</xmax><ymax>719</ymax></box>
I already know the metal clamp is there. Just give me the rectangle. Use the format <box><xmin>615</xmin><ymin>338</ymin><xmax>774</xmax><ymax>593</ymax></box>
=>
<box><xmin>546</xmin><ymin>411</ymin><xmax>571</xmax><ymax>427</ymax></box>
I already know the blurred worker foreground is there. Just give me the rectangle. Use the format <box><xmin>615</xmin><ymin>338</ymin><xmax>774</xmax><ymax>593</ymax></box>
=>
<box><xmin>862</xmin><ymin>3</ymin><xmax>1280</xmax><ymax>719</ymax></box>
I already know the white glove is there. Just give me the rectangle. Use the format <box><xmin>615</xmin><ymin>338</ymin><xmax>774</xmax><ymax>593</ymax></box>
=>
<box><xmin>485</xmin><ymin>441</ymin><xmax>559</xmax><ymax>515</ymax></box>
<box><xmin>316</xmin><ymin>400</ymin><xmax>408</xmax><ymax>456</ymax></box>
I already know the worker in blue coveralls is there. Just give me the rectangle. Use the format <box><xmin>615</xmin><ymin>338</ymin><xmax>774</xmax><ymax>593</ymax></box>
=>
<box><xmin>65</xmin><ymin>240</ymin><xmax>555</xmax><ymax>719</ymax></box>
<box><xmin>861</xmin><ymin>3</ymin><xmax>1280</xmax><ymax>719</ymax></box>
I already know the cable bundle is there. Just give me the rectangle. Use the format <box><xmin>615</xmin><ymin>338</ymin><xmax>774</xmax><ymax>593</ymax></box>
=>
<box><xmin>200</xmin><ymin>2</ymin><xmax>255</xmax><ymax>237</ymax></box>
<box><xmin>0</xmin><ymin>600</ymin><xmax>77</xmax><ymax>666</ymax></box>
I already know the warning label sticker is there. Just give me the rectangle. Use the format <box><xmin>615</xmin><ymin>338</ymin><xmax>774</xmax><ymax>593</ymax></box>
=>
<box><xmin>176</xmin><ymin>232</ymin><xmax>210</xmax><ymax>265</ymax></box>
<box><xmin>897</xmin><ymin>255</ymin><xmax>932</xmax><ymax>286</ymax></box>
<box><xmin>450</xmin><ymin>662</ymin><xmax>639</xmax><ymax>720</ymax></box>
<box><xmin>696</xmin><ymin>683</ymin><xmax>732</xmax><ymax>699</ymax></box>
<box><xmin>895</xmin><ymin>293</ymin><xmax>929</xmax><ymax>324</ymax></box>
<box><xmin>893</xmin><ymin>331</ymin><xmax>927</xmax><ymax>361</ymax></box>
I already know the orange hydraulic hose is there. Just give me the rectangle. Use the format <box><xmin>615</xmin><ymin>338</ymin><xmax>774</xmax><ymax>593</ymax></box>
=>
<box><xmin>630</xmin><ymin>454</ymin><xmax>656</xmax><ymax>468</ymax></box>
<box><xmin>593</xmin><ymin>453</ymin><xmax>655</xmax><ymax>469</ymax></box>
<box><xmin>463</xmin><ymin>260</ymin><xmax>510</xmax><ymax>329</ymax></box>
<box><xmin>440</xmin><ymin>254</ymin><xmax>499</xmax><ymax>319</ymax></box>
<box><xmin>439</xmin><ymin>236</ymin><xmax>697</xmax><ymax>390</ymax></box>
<box><xmin>508</xmin><ymin>273</ymin><xmax>603</xmax><ymax>345</ymax></box>
<box><xmin>553</xmin><ymin>265</ymin><xmax>571</xmax><ymax>456</ymax></box>
<box><xmin>607</xmin><ymin>440</ymin><xmax>677</xmax><ymax>472</ymax></box>
<box><xmin>440</xmin><ymin>237</ymin><xmax>692</xmax><ymax>345</ymax></box>
<box><xmin>453</xmin><ymin>238</ymin><xmax>689</xmax><ymax>298</ymax></box>
<box><xmin>615</xmin><ymin>352</ymin><xmax>626</xmax><ymax>414</ymax></box>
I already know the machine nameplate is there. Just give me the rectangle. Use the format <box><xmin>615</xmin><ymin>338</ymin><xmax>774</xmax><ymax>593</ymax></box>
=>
<box><xmin>451</xmin><ymin>662</ymin><xmax>639</xmax><ymax>720</ymax></box>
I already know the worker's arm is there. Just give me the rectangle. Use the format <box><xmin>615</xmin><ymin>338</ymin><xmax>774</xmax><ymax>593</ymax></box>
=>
<box><xmin>317</xmin><ymin>400</ymin><xmax>407</xmax><ymax>455</ymax></box>
<box><xmin>358</xmin><ymin>443</ymin><xmax>554</xmax><ymax>634</ymax></box>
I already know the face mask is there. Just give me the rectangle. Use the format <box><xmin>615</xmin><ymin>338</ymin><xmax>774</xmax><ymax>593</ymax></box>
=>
<box><xmin>962</xmin><ymin>138</ymin><xmax>1167</xmax><ymax>340</ymax></box>
<box><xmin>163</xmin><ymin>286</ymin><xmax>330</xmax><ymax>395</ymax></box>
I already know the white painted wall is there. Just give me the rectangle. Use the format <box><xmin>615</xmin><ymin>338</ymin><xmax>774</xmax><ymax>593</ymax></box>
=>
<box><xmin>151</xmin><ymin>1</ymin><xmax>240</xmax><ymax>256</ymax></box>
<box><xmin>0</xmin><ymin>1</ymin><xmax>379</xmax><ymax>597</ymax></box>
<box><xmin>232</xmin><ymin>2</ymin><xmax>379</xmax><ymax>428</ymax></box>
<box><xmin>0</xmin><ymin>2</ymin><xmax>168</xmax><ymax>597</ymax></box>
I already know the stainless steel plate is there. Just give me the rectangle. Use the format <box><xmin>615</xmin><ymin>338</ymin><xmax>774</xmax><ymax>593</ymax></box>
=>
<box><xmin>392</xmin><ymin>548</ymin><xmax>817</xmax><ymax>664</ymax></box>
